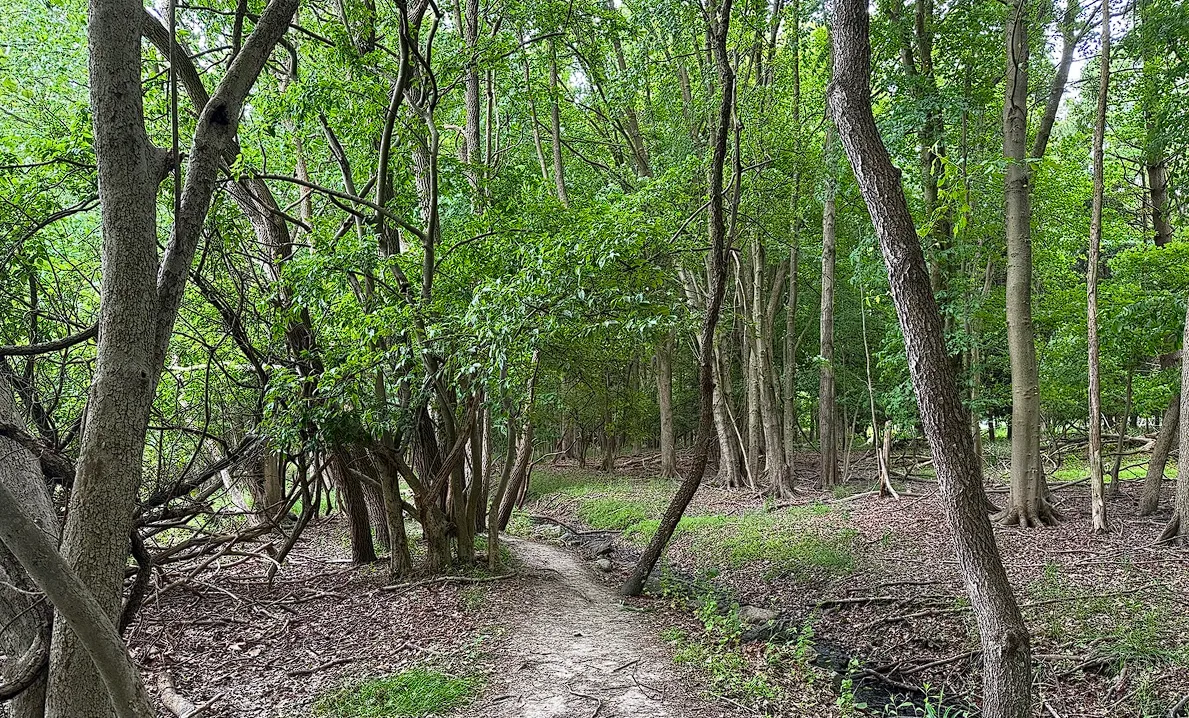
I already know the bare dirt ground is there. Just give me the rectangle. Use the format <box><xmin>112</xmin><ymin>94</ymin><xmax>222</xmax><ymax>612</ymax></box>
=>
<box><xmin>126</xmin><ymin>515</ymin><xmax>727</xmax><ymax>718</ymax></box>
<box><xmin>458</xmin><ymin>536</ymin><xmax>730</xmax><ymax>718</ymax></box>
<box><xmin>127</xmin><ymin>518</ymin><xmax>498</xmax><ymax>717</ymax></box>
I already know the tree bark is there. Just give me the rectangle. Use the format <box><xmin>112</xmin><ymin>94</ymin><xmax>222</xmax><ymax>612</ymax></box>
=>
<box><xmin>827</xmin><ymin>3</ymin><xmax>1033</xmax><ymax>715</ymax></box>
<box><xmin>1141</xmin><ymin>393</ymin><xmax>1177</xmax><ymax>515</ymax></box>
<box><xmin>657</xmin><ymin>332</ymin><xmax>678</xmax><ymax>478</ymax></box>
<box><xmin>330</xmin><ymin>447</ymin><xmax>377</xmax><ymax>564</ymax></box>
<box><xmin>819</xmin><ymin>134</ymin><xmax>839</xmax><ymax>487</ymax></box>
<box><xmin>52</xmin><ymin>0</ymin><xmax>298</xmax><ymax>713</ymax></box>
<box><xmin>1087</xmin><ymin>0</ymin><xmax>1110</xmax><ymax>533</ymax></box>
<box><xmin>0</xmin><ymin>475</ymin><xmax>151</xmax><ymax>718</ymax></box>
<box><xmin>996</xmin><ymin>0</ymin><xmax>1053</xmax><ymax>528</ymax></box>
<box><xmin>0</xmin><ymin>383</ymin><xmax>55</xmax><ymax>718</ymax></box>
<box><xmin>1159</xmin><ymin>305</ymin><xmax>1189</xmax><ymax>544</ymax></box>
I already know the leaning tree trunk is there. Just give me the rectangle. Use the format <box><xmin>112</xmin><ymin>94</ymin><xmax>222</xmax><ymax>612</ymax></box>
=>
<box><xmin>621</xmin><ymin>0</ymin><xmax>735</xmax><ymax>596</ymax></box>
<box><xmin>330</xmin><ymin>447</ymin><xmax>377</xmax><ymax>564</ymax></box>
<box><xmin>1159</xmin><ymin>305</ymin><xmax>1189</xmax><ymax>544</ymax></box>
<box><xmin>1140</xmin><ymin>393</ymin><xmax>1178</xmax><ymax>515</ymax></box>
<box><xmin>996</xmin><ymin>0</ymin><xmax>1053</xmax><ymax>528</ymax></box>
<box><xmin>0</xmin><ymin>382</ymin><xmax>57</xmax><ymax>718</ymax></box>
<box><xmin>827</xmin><ymin>3</ymin><xmax>1033</xmax><ymax>716</ymax></box>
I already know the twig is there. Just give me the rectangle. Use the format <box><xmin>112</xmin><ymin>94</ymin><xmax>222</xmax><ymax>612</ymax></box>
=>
<box><xmin>287</xmin><ymin>656</ymin><xmax>358</xmax><ymax>677</ymax></box>
<box><xmin>377</xmin><ymin>573</ymin><xmax>515</xmax><ymax>595</ymax></box>
<box><xmin>612</xmin><ymin>658</ymin><xmax>640</xmax><ymax>673</ymax></box>
<box><xmin>898</xmin><ymin>649</ymin><xmax>981</xmax><ymax>675</ymax></box>
<box><xmin>567</xmin><ymin>684</ymin><xmax>603</xmax><ymax>718</ymax></box>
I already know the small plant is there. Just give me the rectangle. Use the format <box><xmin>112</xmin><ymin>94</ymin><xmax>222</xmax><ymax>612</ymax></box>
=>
<box><xmin>836</xmin><ymin>658</ymin><xmax>867</xmax><ymax>717</ymax></box>
<box><xmin>882</xmin><ymin>684</ymin><xmax>972</xmax><ymax>717</ymax></box>
<box><xmin>313</xmin><ymin>668</ymin><xmax>480</xmax><ymax>717</ymax></box>
<box><xmin>460</xmin><ymin>585</ymin><xmax>486</xmax><ymax>613</ymax></box>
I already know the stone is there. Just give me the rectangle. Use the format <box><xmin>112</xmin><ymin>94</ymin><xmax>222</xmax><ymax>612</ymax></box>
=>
<box><xmin>739</xmin><ymin>605</ymin><xmax>780</xmax><ymax>624</ymax></box>
<box><xmin>595</xmin><ymin>558</ymin><xmax>613</xmax><ymax>572</ymax></box>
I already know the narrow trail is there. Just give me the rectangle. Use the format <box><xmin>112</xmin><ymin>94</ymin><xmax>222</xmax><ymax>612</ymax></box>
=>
<box><xmin>464</xmin><ymin>536</ymin><xmax>726</xmax><ymax>718</ymax></box>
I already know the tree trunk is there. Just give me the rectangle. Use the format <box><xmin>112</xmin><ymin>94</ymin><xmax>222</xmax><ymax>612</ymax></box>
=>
<box><xmin>51</xmin><ymin>0</ymin><xmax>297</xmax><ymax>713</ymax></box>
<box><xmin>373</xmin><ymin>449</ymin><xmax>413</xmax><ymax>578</ymax></box>
<box><xmin>758</xmin><ymin>262</ymin><xmax>789</xmax><ymax>494</ymax></box>
<box><xmin>1086</xmin><ymin>0</ymin><xmax>1110</xmax><ymax>534</ymax></box>
<box><xmin>0</xmin><ymin>384</ymin><xmax>55</xmax><ymax>718</ymax></box>
<box><xmin>782</xmin><ymin>0</ymin><xmax>802</xmax><ymax>478</ymax></box>
<box><xmin>712</xmin><ymin>344</ymin><xmax>746</xmax><ymax>487</ymax></box>
<box><xmin>330</xmin><ymin>447</ymin><xmax>377</xmax><ymax>564</ymax></box>
<box><xmin>1159</xmin><ymin>303</ymin><xmax>1189</xmax><ymax>544</ymax></box>
<box><xmin>819</xmin><ymin>134</ymin><xmax>839</xmax><ymax>487</ymax></box>
<box><xmin>488</xmin><ymin>419</ymin><xmax>518</xmax><ymax>571</ymax></box>
<box><xmin>548</xmin><ymin>39</ymin><xmax>569</xmax><ymax>208</ymax></box>
<box><xmin>621</xmin><ymin>0</ymin><xmax>735</xmax><ymax>596</ymax></box>
<box><xmin>1140</xmin><ymin>393</ymin><xmax>1177</xmax><ymax>515</ymax></box>
<box><xmin>362</xmin><ymin>464</ymin><xmax>391</xmax><ymax>550</ymax></box>
<box><xmin>827</xmin><ymin>5</ymin><xmax>1033</xmax><ymax>716</ymax></box>
<box><xmin>996</xmin><ymin>0</ymin><xmax>1053</xmax><ymax>528</ymax></box>
<box><xmin>657</xmin><ymin>332</ymin><xmax>678</xmax><ymax>478</ymax></box>
<box><xmin>1108</xmin><ymin>372</ymin><xmax>1132</xmax><ymax>496</ymax></box>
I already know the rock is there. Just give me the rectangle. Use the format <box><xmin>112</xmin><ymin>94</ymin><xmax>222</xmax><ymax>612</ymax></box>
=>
<box><xmin>534</xmin><ymin>524</ymin><xmax>565</xmax><ymax>539</ymax></box>
<box><xmin>595</xmin><ymin>558</ymin><xmax>613</xmax><ymax>572</ymax></box>
<box><xmin>588</xmin><ymin>538</ymin><xmax>613</xmax><ymax>557</ymax></box>
<box><xmin>739</xmin><ymin>605</ymin><xmax>780</xmax><ymax>624</ymax></box>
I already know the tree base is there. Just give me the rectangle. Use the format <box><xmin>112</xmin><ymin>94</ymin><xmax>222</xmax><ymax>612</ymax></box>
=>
<box><xmin>992</xmin><ymin>497</ymin><xmax>1059</xmax><ymax>528</ymax></box>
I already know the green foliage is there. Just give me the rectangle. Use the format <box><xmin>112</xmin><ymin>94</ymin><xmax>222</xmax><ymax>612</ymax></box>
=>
<box><xmin>663</xmin><ymin>598</ymin><xmax>784</xmax><ymax>708</ymax></box>
<box><xmin>313</xmin><ymin>669</ymin><xmax>480</xmax><ymax>717</ymax></box>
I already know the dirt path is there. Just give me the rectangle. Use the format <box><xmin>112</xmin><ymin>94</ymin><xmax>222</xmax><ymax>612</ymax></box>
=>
<box><xmin>463</xmin><ymin>537</ymin><xmax>726</xmax><ymax>718</ymax></box>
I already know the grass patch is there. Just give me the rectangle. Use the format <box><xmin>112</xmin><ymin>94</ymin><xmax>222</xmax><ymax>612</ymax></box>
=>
<box><xmin>531</xmin><ymin>469</ymin><xmax>856</xmax><ymax>582</ymax></box>
<box><xmin>1026</xmin><ymin>565</ymin><xmax>1189</xmax><ymax>668</ymax></box>
<box><xmin>627</xmin><ymin>504</ymin><xmax>856</xmax><ymax>581</ymax></box>
<box><xmin>314</xmin><ymin>668</ymin><xmax>480</xmax><ymax>717</ymax></box>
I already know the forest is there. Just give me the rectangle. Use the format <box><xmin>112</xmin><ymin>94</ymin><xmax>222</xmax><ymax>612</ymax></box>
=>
<box><xmin>1</xmin><ymin>0</ymin><xmax>1187</xmax><ymax>714</ymax></box>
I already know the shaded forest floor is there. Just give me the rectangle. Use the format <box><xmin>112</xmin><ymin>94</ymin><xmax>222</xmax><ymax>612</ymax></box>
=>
<box><xmin>519</xmin><ymin>451</ymin><xmax>1189</xmax><ymax>717</ymax></box>
<box><xmin>127</xmin><ymin>514</ymin><xmax>726</xmax><ymax>717</ymax></box>
<box><xmin>125</xmin><ymin>449</ymin><xmax>1189</xmax><ymax>718</ymax></box>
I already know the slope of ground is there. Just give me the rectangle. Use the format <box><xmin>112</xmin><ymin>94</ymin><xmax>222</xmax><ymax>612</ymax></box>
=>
<box><xmin>520</xmin><ymin>455</ymin><xmax>1189</xmax><ymax>717</ymax></box>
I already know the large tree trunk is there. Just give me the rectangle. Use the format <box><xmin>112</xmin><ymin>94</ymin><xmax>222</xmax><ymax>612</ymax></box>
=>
<box><xmin>330</xmin><ymin>447</ymin><xmax>377</xmax><ymax>564</ymax></box>
<box><xmin>1140</xmin><ymin>393</ymin><xmax>1178</xmax><ymax>515</ymax></box>
<box><xmin>1086</xmin><ymin>0</ymin><xmax>1110</xmax><ymax>533</ymax></box>
<box><xmin>621</xmin><ymin>0</ymin><xmax>735</xmax><ymax>596</ymax></box>
<box><xmin>827</xmin><ymin>4</ymin><xmax>1033</xmax><ymax>716</ymax></box>
<box><xmin>996</xmin><ymin>0</ymin><xmax>1053</xmax><ymax>528</ymax></box>
<box><xmin>0</xmin><ymin>384</ymin><xmax>56</xmax><ymax>718</ymax></box>
<box><xmin>51</xmin><ymin>1</ymin><xmax>297</xmax><ymax>712</ymax></box>
<box><xmin>819</xmin><ymin>139</ymin><xmax>839</xmax><ymax>487</ymax></box>
<box><xmin>49</xmin><ymin>0</ymin><xmax>162</xmax><ymax>710</ymax></box>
